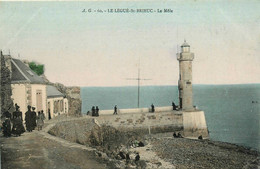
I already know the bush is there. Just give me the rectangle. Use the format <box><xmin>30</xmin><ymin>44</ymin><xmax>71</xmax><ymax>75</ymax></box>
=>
<box><xmin>29</xmin><ymin>62</ymin><xmax>44</xmax><ymax>76</ymax></box>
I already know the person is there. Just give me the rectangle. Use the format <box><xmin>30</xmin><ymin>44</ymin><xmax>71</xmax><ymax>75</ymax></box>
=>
<box><xmin>31</xmin><ymin>107</ymin><xmax>37</xmax><ymax>130</ymax></box>
<box><xmin>177</xmin><ymin>132</ymin><xmax>183</xmax><ymax>138</ymax></box>
<box><xmin>151</xmin><ymin>104</ymin><xmax>155</xmax><ymax>112</ymax></box>
<box><xmin>3</xmin><ymin>110</ymin><xmax>11</xmax><ymax>119</ymax></box>
<box><xmin>25</xmin><ymin>105</ymin><xmax>33</xmax><ymax>132</ymax></box>
<box><xmin>91</xmin><ymin>106</ymin><xmax>95</xmax><ymax>116</ymax></box>
<box><xmin>172</xmin><ymin>102</ymin><xmax>177</xmax><ymax>110</ymax></box>
<box><xmin>2</xmin><ymin>114</ymin><xmax>12</xmax><ymax>137</ymax></box>
<box><xmin>15</xmin><ymin>104</ymin><xmax>23</xmax><ymax>121</ymax></box>
<box><xmin>113</xmin><ymin>105</ymin><xmax>117</xmax><ymax>115</ymax></box>
<box><xmin>12</xmin><ymin>104</ymin><xmax>25</xmax><ymax>136</ymax></box>
<box><xmin>12</xmin><ymin>116</ymin><xmax>25</xmax><ymax>136</ymax></box>
<box><xmin>37</xmin><ymin>110</ymin><xmax>45</xmax><ymax>131</ymax></box>
<box><xmin>13</xmin><ymin>103</ymin><xmax>19</xmax><ymax>119</ymax></box>
<box><xmin>135</xmin><ymin>153</ymin><xmax>140</xmax><ymax>161</ymax></box>
<box><xmin>138</xmin><ymin>141</ymin><xmax>144</xmax><ymax>147</ymax></box>
<box><xmin>48</xmin><ymin>108</ymin><xmax>51</xmax><ymax>120</ymax></box>
<box><xmin>173</xmin><ymin>132</ymin><xmax>177</xmax><ymax>138</ymax></box>
<box><xmin>126</xmin><ymin>153</ymin><xmax>130</xmax><ymax>164</ymax></box>
<box><xmin>119</xmin><ymin>152</ymin><xmax>125</xmax><ymax>159</ymax></box>
<box><xmin>95</xmin><ymin>106</ymin><xmax>99</xmax><ymax>117</ymax></box>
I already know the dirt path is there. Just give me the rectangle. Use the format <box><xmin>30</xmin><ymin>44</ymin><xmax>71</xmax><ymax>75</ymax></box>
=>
<box><xmin>1</xmin><ymin>129</ymin><xmax>108</xmax><ymax>169</ymax></box>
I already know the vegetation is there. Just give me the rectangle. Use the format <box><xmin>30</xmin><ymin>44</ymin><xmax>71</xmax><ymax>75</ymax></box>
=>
<box><xmin>29</xmin><ymin>62</ymin><xmax>44</xmax><ymax>76</ymax></box>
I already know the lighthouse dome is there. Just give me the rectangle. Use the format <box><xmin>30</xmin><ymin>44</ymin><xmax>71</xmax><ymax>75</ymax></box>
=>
<box><xmin>181</xmin><ymin>40</ymin><xmax>190</xmax><ymax>47</ymax></box>
<box><xmin>181</xmin><ymin>40</ymin><xmax>190</xmax><ymax>52</ymax></box>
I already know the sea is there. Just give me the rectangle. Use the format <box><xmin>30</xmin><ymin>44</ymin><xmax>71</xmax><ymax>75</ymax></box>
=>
<box><xmin>81</xmin><ymin>84</ymin><xmax>260</xmax><ymax>151</ymax></box>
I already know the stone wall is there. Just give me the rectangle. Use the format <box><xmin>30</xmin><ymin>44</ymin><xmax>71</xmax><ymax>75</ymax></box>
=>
<box><xmin>48</xmin><ymin>111</ymin><xmax>184</xmax><ymax>146</ymax></box>
<box><xmin>97</xmin><ymin>111</ymin><xmax>183</xmax><ymax>133</ymax></box>
<box><xmin>53</xmin><ymin>83</ymin><xmax>82</xmax><ymax>116</ymax></box>
<box><xmin>0</xmin><ymin>52</ymin><xmax>14</xmax><ymax>116</ymax></box>
<box><xmin>48</xmin><ymin>118</ymin><xmax>97</xmax><ymax>145</ymax></box>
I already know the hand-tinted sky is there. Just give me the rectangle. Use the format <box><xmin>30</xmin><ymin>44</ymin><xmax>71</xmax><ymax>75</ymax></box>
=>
<box><xmin>1</xmin><ymin>1</ymin><xmax>259</xmax><ymax>86</ymax></box>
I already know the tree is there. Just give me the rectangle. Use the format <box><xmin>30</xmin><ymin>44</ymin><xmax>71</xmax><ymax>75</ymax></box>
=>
<box><xmin>29</xmin><ymin>62</ymin><xmax>44</xmax><ymax>76</ymax></box>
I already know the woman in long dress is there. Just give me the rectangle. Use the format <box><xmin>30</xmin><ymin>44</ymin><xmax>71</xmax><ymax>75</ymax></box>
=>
<box><xmin>12</xmin><ymin>105</ymin><xmax>25</xmax><ymax>136</ymax></box>
<box><xmin>12</xmin><ymin>116</ymin><xmax>25</xmax><ymax>136</ymax></box>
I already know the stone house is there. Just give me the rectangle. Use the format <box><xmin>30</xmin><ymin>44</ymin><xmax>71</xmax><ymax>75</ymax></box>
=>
<box><xmin>47</xmin><ymin>85</ymin><xmax>68</xmax><ymax>119</ymax></box>
<box><xmin>2</xmin><ymin>53</ymin><xmax>68</xmax><ymax>120</ymax></box>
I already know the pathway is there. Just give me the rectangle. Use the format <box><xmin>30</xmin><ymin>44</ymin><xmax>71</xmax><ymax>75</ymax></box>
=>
<box><xmin>0</xmin><ymin>122</ymin><xmax>107</xmax><ymax>169</ymax></box>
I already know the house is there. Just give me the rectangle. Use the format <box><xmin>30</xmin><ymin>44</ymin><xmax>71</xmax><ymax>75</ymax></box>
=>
<box><xmin>47</xmin><ymin>85</ymin><xmax>68</xmax><ymax>119</ymax></box>
<box><xmin>2</xmin><ymin>52</ymin><xmax>68</xmax><ymax>120</ymax></box>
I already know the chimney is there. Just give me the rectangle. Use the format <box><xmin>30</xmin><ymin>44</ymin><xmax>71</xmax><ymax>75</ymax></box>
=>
<box><xmin>1</xmin><ymin>51</ymin><xmax>12</xmax><ymax>77</ymax></box>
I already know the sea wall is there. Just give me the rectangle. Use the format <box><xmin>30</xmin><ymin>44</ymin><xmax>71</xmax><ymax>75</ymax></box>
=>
<box><xmin>48</xmin><ymin>111</ymin><xmax>184</xmax><ymax>145</ymax></box>
<box><xmin>97</xmin><ymin>111</ymin><xmax>183</xmax><ymax>134</ymax></box>
<box><xmin>48</xmin><ymin>109</ymin><xmax>209</xmax><ymax>147</ymax></box>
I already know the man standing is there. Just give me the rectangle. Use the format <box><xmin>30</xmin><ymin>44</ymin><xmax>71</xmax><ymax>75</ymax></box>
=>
<box><xmin>151</xmin><ymin>104</ymin><xmax>155</xmax><ymax>112</ymax></box>
<box><xmin>172</xmin><ymin>101</ymin><xmax>177</xmax><ymax>110</ymax></box>
<box><xmin>31</xmin><ymin>107</ymin><xmax>37</xmax><ymax>130</ymax></box>
<box><xmin>95</xmin><ymin>106</ymin><xmax>99</xmax><ymax>117</ymax></box>
<box><xmin>25</xmin><ymin>105</ymin><xmax>33</xmax><ymax>132</ymax></box>
<box><xmin>91</xmin><ymin>106</ymin><xmax>95</xmax><ymax>116</ymax></box>
<box><xmin>113</xmin><ymin>105</ymin><xmax>117</xmax><ymax>115</ymax></box>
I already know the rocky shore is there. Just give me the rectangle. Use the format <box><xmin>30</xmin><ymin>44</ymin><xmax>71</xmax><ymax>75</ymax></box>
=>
<box><xmin>47</xmin><ymin>116</ymin><xmax>259</xmax><ymax>169</ymax></box>
<box><xmin>149</xmin><ymin>133</ymin><xmax>259</xmax><ymax>169</ymax></box>
<box><xmin>2</xmin><ymin>114</ymin><xmax>259</xmax><ymax>169</ymax></box>
<box><xmin>90</xmin><ymin>132</ymin><xmax>259</xmax><ymax>169</ymax></box>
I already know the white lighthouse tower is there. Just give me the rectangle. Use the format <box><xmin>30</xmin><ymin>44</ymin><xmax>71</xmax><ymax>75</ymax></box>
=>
<box><xmin>177</xmin><ymin>40</ymin><xmax>194</xmax><ymax>111</ymax></box>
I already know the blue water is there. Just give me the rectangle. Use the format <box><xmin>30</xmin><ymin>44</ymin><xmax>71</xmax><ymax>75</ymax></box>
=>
<box><xmin>81</xmin><ymin>84</ymin><xmax>260</xmax><ymax>151</ymax></box>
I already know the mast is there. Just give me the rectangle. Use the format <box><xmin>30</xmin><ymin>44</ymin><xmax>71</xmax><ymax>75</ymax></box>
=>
<box><xmin>126</xmin><ymin>57</ymin><xmax>151</xmax><ymax>108</ymax></box>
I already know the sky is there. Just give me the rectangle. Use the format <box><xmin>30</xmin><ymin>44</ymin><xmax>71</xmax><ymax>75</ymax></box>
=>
<box><xmin>0</xmin><ymin>1</ymin><xmax>259</xmax><ymax>87</ymax></box>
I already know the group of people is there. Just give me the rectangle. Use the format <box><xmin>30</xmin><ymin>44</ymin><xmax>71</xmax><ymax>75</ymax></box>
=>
<box><xmin>150</xmin><ymin>101</ymin><xmax>177</xmax><ymax>113</ymax></box>
<box><xmin>25</xmin><ymin>105</ymin><xmax>45</xmax><ymax>132</ymax></box>
<box><xmin>1</xmin><ymin>104</ymin><xmax>45</xmax><ymax>137</ymax></box>
<box><xmin>89</xmin><ymin>106</ymin><xmax>99</xmax><ymax>117</ymax></box>
<box><xmin>173</xmin><ymin>132</ymin><xmax>183</xmax><ymax>138</ymax></box>
<box><xmin>2</xmin><ymin>104</ymin><xmax>25</xmax><ymax>137</ymax></box>
<box><xmin>87</xmin><ymin>105</ymin><xmax>118</xmax><ymax>116</ymax></box>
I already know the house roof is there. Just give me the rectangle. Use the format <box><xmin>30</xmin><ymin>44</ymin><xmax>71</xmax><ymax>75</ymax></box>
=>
<box><xmin>11</xmin><ymin>58</ymin><xmax>46</xmax><ymax>84</ymax></box>
<box><xmin>47</xmin><ymin>85</ymin><xmax>64</xmax><ymax>98</ymax></box>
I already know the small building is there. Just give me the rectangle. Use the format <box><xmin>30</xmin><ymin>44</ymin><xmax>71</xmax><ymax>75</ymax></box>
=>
<box><xmin>2</xmin><ymin>53</ymin><xmax>68</xmax><ymax>120</ymax></box>
<box><xmin>47</xmin><ymin>85</ymin><xmax>68</xmax><ymax>119</ymax></box>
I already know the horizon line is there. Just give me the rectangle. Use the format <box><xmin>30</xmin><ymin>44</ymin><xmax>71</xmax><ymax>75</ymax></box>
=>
<box><xmin>79</xmin><ymin>83</ymin><xmax>260</xmax><ymax>88</ymax></box>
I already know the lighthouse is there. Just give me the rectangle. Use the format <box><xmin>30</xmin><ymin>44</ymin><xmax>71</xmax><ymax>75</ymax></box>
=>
<box><xmin>177</xmin><ymin>40</ymin><xmax>194</xmax><ymax>111</ymax></box>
